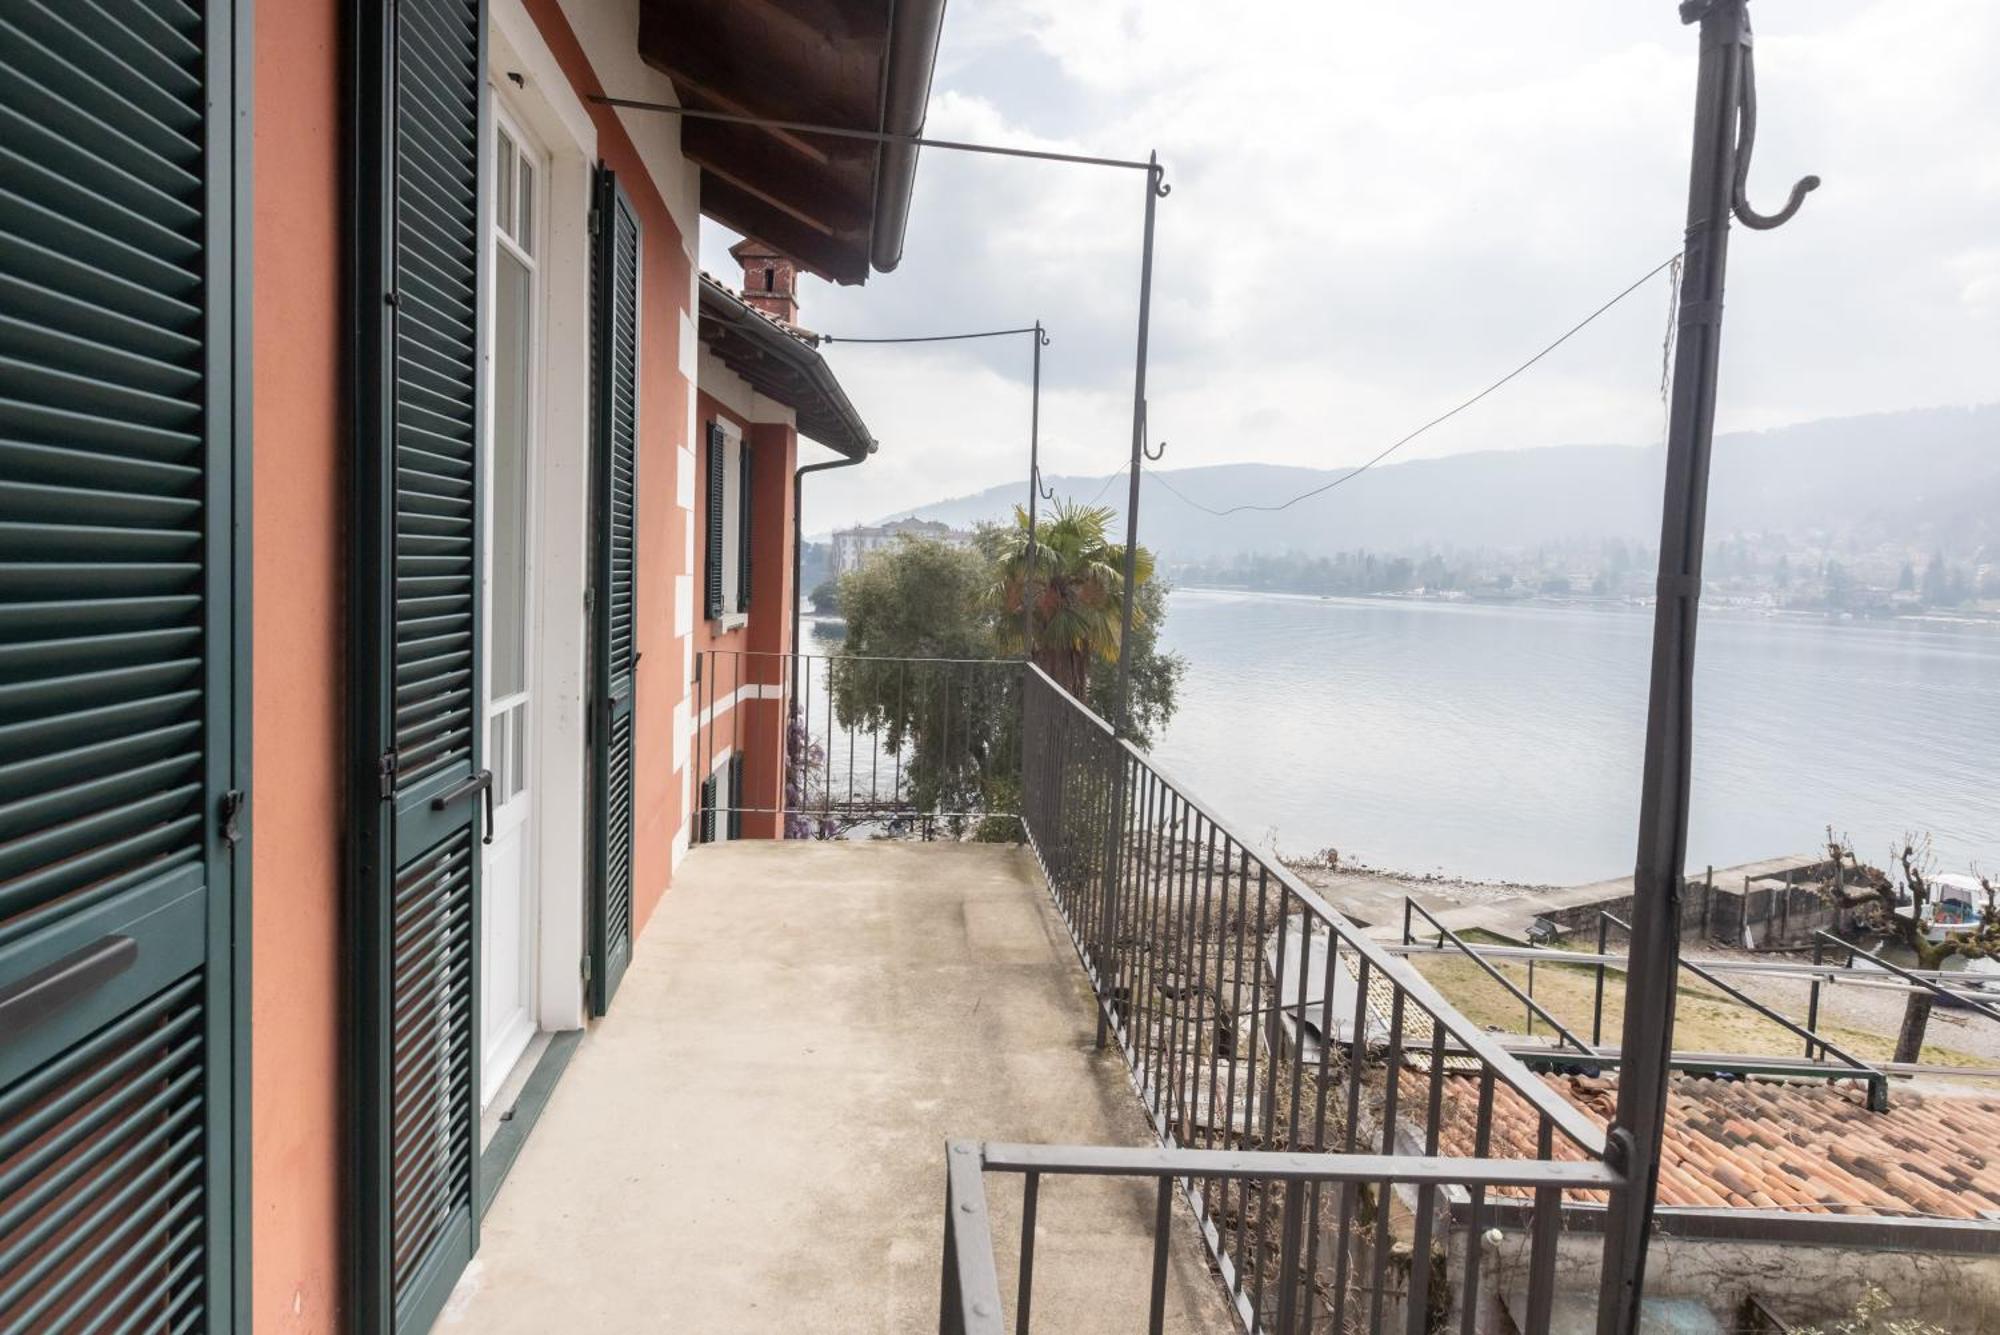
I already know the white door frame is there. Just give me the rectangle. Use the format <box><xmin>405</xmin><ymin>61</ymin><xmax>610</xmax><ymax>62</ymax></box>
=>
<box><xmin>488</xmin><ymin>4</ymin><xmax>599</xmax><ymax>1036</ymax></box>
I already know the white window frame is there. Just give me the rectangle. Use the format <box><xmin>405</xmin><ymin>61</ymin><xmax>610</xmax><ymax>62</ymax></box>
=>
<box><xmin>484</xmin><ymin>102</ymin><xmax>547</xmax><ymax>816</ymax></box>
<box><xmin>713</xmin><ymin>417</ymin><xmax>747</xmax><ymax>631</ymax></box>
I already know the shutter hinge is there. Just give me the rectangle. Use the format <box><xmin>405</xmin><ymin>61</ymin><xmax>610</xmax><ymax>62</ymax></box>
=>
<box><xmin>581</xmin><ymin>953</ymin><xmax>593</xmax><ymax>984</ymax></box>
<box><xmin>219</xmin><ymin>790</ymin><xmax>246</xmax><ymax>848</ymax></box>
<box><xmin>589</xmin><ymin>207</ymin><xmax>602</xmax><ymax>237</ymax></box>
<box><xmin>377</xmin><ymin>749</ymin><xmax>398</xmax><ymax>800</ymax></box>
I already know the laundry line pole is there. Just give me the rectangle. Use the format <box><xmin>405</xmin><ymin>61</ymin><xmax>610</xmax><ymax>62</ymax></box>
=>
<box><xmin>1597</xmin><ymin>4</ymin><xmax>1819</xmax><ymax>1330</ymax></box>
<box><xmin>819</xmin><ymin>321</ymin><xmax>1051</xmax><ymax>662</ymax></box>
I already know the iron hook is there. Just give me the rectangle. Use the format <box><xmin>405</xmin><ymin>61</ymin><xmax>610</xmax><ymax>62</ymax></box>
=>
<box><xmin>1035</xmin><ymin>466</ymin><xmax>1056</xmax><ymax>501</ymax></box>
<box><xmin>1731</xmin><ymin>45</ymin><xmax>1819</xmax><ymax>231</ymax></box>
<box><xmin>1142</xmin><ymin>439</ymin><xmax>1167</xmax><ymax>462</ymax></box>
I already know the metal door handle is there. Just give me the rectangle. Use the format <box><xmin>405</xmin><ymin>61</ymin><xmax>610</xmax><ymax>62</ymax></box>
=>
<box><xmin>0</xmin><ymin>935</ymin><xmax>139</xmax><ymax>1033</ymax></box>
<box><xmin>431</xmin><ymin>768</ymin><xmax>495</xmax><ymax>845</ymax></box>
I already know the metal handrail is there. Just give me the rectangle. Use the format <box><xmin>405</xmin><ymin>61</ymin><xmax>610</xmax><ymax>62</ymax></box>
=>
<box><xmin>1026</xmin><ymin>664</ymin><xmax>1607</xmax><ymax>1157</ymax></box>
<box><xmin>943</xmin><ymin>1139</ymin><xmax>1618</xmax><ymax>1335</ymax></box>
<box><xmin>1814</xmin><ymin>929</ymin><xmax>2000</xmax><ymax>1026</ymax></box>
<box><xmin>1599</xmin><ymin>912</ymin><xmax>1888</xmax><ymax>1112</ymax></box>
<box><xmin>980</xmin><ymin>1140</ymin><xmax>1621</xmax><ymax>1188</ymax></box>
<box><xmin>1404</xmin><ymin>898</ymin><xmax>1594</xmax><ymax>1054</ymax></box>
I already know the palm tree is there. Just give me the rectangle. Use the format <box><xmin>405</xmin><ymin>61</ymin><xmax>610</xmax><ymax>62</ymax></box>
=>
<box><xmin>985</xmin><ymin>500</ymin><xmax>1154</xmax><ymax>703</ymax></box>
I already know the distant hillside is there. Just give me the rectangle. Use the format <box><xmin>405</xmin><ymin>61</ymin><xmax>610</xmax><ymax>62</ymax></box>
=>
<box><xmin>875</xmin><ymin>405</ymin><xmax>1999</xmax><ymax>562</ymax></box>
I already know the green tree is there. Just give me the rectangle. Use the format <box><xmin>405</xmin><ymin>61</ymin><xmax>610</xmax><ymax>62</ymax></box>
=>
<box><xmin>833</xmin><ymin>538</ymin><xmax>1009</xmax><ymax>818</ymax></box>
<box><xmin>828</xmin><ymin>512</ymin><xmax>1188</xmax><ymax>831</ymax></box>
<box><xmin>1084</xmin><ymin>575</ymin><xmax>1185</xmax><ymax>747</ymax></box>
<box><xmin>984</xmin><ymin>501</ymin><xmax>1151</xmax><ymax>702</ymax></box>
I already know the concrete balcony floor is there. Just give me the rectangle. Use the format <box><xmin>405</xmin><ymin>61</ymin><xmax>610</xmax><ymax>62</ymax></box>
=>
<box><xmin>441</xmin><ymin>841</ymin><xmax>1233</xmax><ymax>1333</ymax></box>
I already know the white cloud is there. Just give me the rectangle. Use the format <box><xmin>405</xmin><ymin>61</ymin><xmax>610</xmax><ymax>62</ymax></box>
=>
<box><xmin>711</xmin><ymin>0</ymin><xmax>2000</xmax><ymax>531</ymax></box>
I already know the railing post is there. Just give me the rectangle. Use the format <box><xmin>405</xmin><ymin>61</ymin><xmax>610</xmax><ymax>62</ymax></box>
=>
<box><xmin>1593</xmin><ymin>912</ymin><xmax>1610</xmax><ymax>1047</ymax></box>
<box><xmin>1807</xmin><ymin>934</ymin><xmax>1824</xmax><ymax>1060</ymax></box>
<box><xmin>1095</xmin><ymin>748</ymin><xmax>1128</xmax><ymax>1049</ymax></box>
<box><xmin>1527</xmin><ymin>1116</ymin><xmax>1562</xmax><ymax>1334</ymax></box>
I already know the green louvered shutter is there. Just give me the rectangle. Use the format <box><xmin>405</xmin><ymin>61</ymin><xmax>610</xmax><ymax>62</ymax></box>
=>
<box><xmin>0</xmin><ymin>0</ymin><xmax>244</xmax><ymax>1328</ymax></box>
<box><xmin>351</xmin><ymin>0</ymin><xmax>487</xmax><ymax>1329</ymax></box>
<box><xmin>703</xmin><ymin>423</ymin><xmax>725</xmax><ymax>620</ymax></box>
<box><xmin>587</xmin><ymin>168</ymin><xmax>639</xmax><ymax>1016</ymax></box>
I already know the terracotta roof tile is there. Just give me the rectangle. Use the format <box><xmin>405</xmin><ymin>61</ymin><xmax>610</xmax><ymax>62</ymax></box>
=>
<box><xmin>1408</xmin><ymin>1069</ymin><xmax>2000</xmax><ymax>1220</ymax></box>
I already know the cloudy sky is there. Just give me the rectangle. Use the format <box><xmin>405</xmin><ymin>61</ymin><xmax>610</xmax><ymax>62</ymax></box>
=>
<box><xmin>698</xmin><ymin>0</ymin><xmax>2000</xmax><ymax>533</ymax></box>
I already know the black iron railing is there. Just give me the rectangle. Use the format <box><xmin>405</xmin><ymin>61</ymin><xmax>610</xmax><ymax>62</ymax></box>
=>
<box><xmin>940</xmin><ymin>1141</ymin><xmax>1622</xmax><ymax>1335</ymax></box>
<box><xmin>691</xmin><ymin>649</ymin><xmax>1021</xmax><ymax>839</ymax></box>
<box><xmin>1005</xmin><ymin>666</ymin><xmax>1618</xmax><ymax>1333</ymax></box>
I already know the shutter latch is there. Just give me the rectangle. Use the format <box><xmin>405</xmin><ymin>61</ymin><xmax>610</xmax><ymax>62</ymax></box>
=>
<box><xmin>219</xmin><ymin>790</ymin><xmax>246</xmax><ymax>847</ymax></box>
<box><xmin>377</xmin><ymin>749</ymin><xmax>398</xmax><ymax>800</ymax></box>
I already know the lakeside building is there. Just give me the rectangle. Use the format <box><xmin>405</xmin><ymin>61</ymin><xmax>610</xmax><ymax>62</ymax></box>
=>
<box><xmin>829</xmin><ymin>516</ymin><xmax>976</xmax><ymax>576</ymax></box>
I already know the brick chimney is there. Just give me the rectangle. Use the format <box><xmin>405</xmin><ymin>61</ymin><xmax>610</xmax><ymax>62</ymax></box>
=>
<box><xmin>729</xmin><ymin>238</ymin><xmax>800</xmax><ymax>326</ymax></box>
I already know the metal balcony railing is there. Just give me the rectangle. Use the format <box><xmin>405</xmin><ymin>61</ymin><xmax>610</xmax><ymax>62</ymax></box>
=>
<box><xmin>990</xmin><ymin>665</ymin><xmax>1621</xmax><ymax>1333</ymax></box>
<box><xmin>691</xmin><ymin>649</ymin><xmax>1020</xmax><ymax>839</ymax></box>
<box><xmin>941</xmin><ymin>1141</ymin><xmax>1621</xmax><ymax>1335</ymax></box>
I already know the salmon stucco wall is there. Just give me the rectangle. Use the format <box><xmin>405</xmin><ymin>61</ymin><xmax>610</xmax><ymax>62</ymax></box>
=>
<box><xmin>250</xmin><ymin>0</ymin><xmax>344</xmax><ymax>1324</ymax></box>
<box><xmin>520</xmin><ymin>0</ymin><xmax>694</xmax><ymax>937</ymax></box>
<box><xmin>688</xmin><ymin>394</ymin><xmax>798</xmax><ymax>836</ymax></box>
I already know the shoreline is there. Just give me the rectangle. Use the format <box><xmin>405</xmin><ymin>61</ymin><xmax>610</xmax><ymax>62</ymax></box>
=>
<box><xmin>1172</xmin><ymin>584</ymin><xmax>2000</xmax><ymax>631</ymax></box>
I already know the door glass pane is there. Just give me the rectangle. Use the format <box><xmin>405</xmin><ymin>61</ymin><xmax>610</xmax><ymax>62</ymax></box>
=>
<box><xmin>495</xmin><ymin>128</ymin><xmax>516</xmax><ymax>242</ymax></box>
<box><xmin>517</xmin><ymin>158</ymin><xmax>534</xmax><ymax>254</ymax></box>
<box><xmin>490</xmin><ymin>715</ymin><xmax>508</xmax><ymax>797</ymax></box>
<box><xmin>509</xmin><ymin>702</ymin><xmax>528</xmax><ymax>799</ymax></box>
<box><xmin>491</xmin><ymin>248</ymin><xmax>532</xmax><ymax>700</ymax></box>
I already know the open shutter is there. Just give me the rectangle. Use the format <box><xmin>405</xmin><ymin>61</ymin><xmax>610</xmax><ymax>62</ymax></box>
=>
<box><xmin>351</xmin><ymin>0</ymin><xmax>487</xmax><ymax>1329</ymax></box>
<box><xmin>0</xmin><ymin>0</ymin><xmax>244</xmax><ymax>1329</ymax></box>
<box><xmin>736</xmin><ymin>441</ymin><xmax>753</xmax><ymax>612</ymax></box>
<box><xmin>587</xmin><ymin>168</ymin><xmax>639</xmax><ymax>1015</ymax></box>
<box><xmin>697</xmin><ymin>773</ymin><xmax>718</xmax><ymax>845</ymax></box>
<box><xmin>727</xmin><ymin>757</ymin><xmax>745</xmax><ymax>839</ymax></box>
<box><xmin>703</xmin><ymin>422</ymin><xmax>725</xmax><ymax>620</ymax></box>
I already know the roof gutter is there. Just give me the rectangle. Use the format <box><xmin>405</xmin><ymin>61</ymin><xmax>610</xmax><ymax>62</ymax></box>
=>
<box><xmin>698</xmin><ymin>276</ymin><xmax>874</xmax><ymax>459</ymax></box>
<box><xmin>792</xmin><ymin>446</ymin><xmax>877</xmax><ymax>660</ymax></box>
<box><xmin>868</xmin><ymin>0</ymin><xmax>948</xmax><ymax>274</ymax></box>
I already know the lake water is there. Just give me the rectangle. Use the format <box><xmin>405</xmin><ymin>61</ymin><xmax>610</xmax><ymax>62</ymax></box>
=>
<box><xmin>1151</xmin><ymin>589</ymin><xmax>1998</xmax><ymax>886</ymax></box>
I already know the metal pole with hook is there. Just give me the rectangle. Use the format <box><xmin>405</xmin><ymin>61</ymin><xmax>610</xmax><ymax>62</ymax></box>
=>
<box><xmin>1597</xmin><ymin>5</ymin><xmax>1817</xmax><ymax>1330</ymax></box>
<box><xmin>1096</xmin><ymin>153</ymin><xmax>1168</xmax><ymax>1048</ymax></box>
<box><xmin>1024</xmin><ymin>321</ymin><xmax>1052</xmax><ymax>661</ymax></box>
<box><xmin>1111</xmin><ymin>153</ymin><xmax>1169</xmax><ymax>739</ymax></box>
<box><xmin>817</xmin><ymin>321</ymin><xmax>1052</xmax><ymax>662</ymax></box>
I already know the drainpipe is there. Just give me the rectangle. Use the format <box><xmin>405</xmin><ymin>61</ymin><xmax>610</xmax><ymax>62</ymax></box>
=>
<box><xmin>792</xmin><ymin>446</ymin><xmax>876</xmax><ymax>663</ymax></box>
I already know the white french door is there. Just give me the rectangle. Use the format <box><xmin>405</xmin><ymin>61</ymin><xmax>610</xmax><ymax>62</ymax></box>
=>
<box><xmin>479</xmin><ymin>102</ymin><xmax>546</xmax><ymax>1106</ymax></box>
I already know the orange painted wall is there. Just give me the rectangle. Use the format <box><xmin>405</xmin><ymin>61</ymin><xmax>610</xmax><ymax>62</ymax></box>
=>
<box><xmin>241</xmin><ymin>3</ymin><xmax>803</xmax><ymax>1320</ymax></box>
<box><xmin>741</xmin><ymin>422</ymin><xmax>797</xmax><ymax>837</ymax></box>
<box><xmin>688</xmin><ymin>394</ymin><xmax>797</xmax><ymax>834</ymax></box>
<box><xmin>517</xmin><ymin>0</ymin><xmax>693</xmax><ymax>935</ymax></box>
<box><xmin>249</xmin><ymin>0</ymin><xmax>344</xmax><ymax>1324</ymax></box>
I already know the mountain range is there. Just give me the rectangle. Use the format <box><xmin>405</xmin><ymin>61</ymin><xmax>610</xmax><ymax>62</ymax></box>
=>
<box><xmin>868</xmin><ymin>404</ymin><xmax>1999</xmax><ymax>563</ymax></box>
